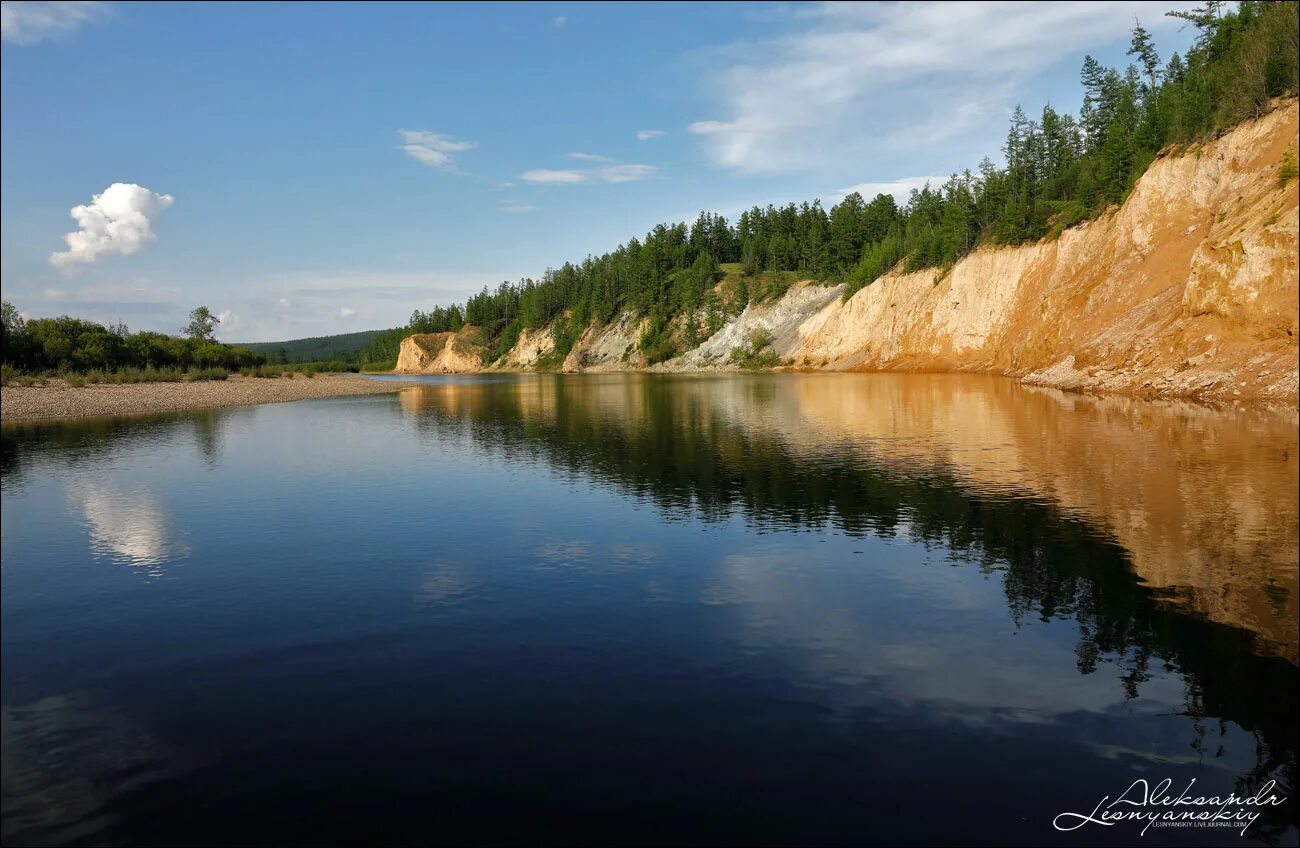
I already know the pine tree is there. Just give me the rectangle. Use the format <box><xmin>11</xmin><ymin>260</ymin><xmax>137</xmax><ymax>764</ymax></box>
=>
<box><xmin>1128</xmin><ymin>20</ymin><xmax>1161</xmax><ymax>90</ymax></box>
<box><xmin>733</xmin><ymin>277</ymin><xmax>749</xmax><ymax>315</ymax></box>
<box><xmin>704</xmin><ymin>290</ymin><xmax>724</xmax><ymax>337</ymax></box>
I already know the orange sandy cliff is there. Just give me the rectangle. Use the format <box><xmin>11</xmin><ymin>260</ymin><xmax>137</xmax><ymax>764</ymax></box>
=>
<box><xmin>400</xmin><ymin>101</ymin><xmax>1299</xmax><ymax>402</ymax></box>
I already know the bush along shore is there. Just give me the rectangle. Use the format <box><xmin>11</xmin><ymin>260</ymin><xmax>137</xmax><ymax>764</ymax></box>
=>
<box><xmin>0</xmin><ymin>305</ymin><xmax>415</xmax><ymax>422</ymax></box>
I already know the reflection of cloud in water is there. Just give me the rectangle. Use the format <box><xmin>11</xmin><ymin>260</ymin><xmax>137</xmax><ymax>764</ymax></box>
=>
<box><xmin>1</xmin><ymin>693</ymin><xmax>190</xmax><ymax>846</ymax></box>
<box><xmin>68</xmin><ymin>481</ymin><xmax>189</xmax><ymax>572</ymax></box>
<box><xmin>533</xmin><ymin>542</ymin><xmax>662</xmax><ymax>573</ymax></box>
<box><xmin>609</xmin><ymin>543</ymin><xmax>658</xmax><ymax>567</ymax></box>
<box><xmin>532</xmin><ymin>541</ymin><xmax>592</xmax><ymax>569</ymax></box>
<box><xmin>702</xmin><ymin>550</ymin><xmax>1188</xmax><ymax>730</ymax></box>
<box><xmin>414</xmin><ymin>561</ymin><xmax>477</xmax><ymax>606</ymax></box>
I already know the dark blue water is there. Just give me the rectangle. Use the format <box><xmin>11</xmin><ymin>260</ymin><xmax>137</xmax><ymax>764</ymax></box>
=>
<box><xmin>2</xmin><ymin>374</ymin><xmax>1296</xmax><ymax>845</ymax></box>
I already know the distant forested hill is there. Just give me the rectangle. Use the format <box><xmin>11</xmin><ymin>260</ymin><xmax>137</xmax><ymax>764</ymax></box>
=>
<box><xmin>235</xmin><ymin>329</ymin><xmax>390</xmax><ymax>363</ymax></box>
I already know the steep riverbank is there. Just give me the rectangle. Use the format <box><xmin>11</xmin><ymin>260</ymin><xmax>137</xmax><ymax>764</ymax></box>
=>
<box><xmin>397</xmin><ymin>101</ymin><xmax>1299</xmax><ymax>404</ymax></box>
<box><xmin>0</xmin><ymin>374</ymin><xmax>423</xmax><ymax>423</ymax></box>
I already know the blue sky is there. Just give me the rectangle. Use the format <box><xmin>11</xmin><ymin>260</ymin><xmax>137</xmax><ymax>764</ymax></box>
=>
<box><xmin>1</xmin><ymin>1</ymin><xmax>1197</xmax><ymax>342</ymax></box>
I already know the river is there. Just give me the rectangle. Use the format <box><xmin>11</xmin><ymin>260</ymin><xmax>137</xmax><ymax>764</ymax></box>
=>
<box><xmin>2</xmin><ymin>373</ymin><xmax>1296</xmax><ymax>845</ymax></box>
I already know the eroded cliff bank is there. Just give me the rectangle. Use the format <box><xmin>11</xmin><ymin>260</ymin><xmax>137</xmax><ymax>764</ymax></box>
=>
<box><xmin>394</xmin><ymin>327</ymin><xmax>490</xmax><ymax>374</ymax></box>
<box><xmin>781</xmin><ymin>100</ymin><xmax>1299</xmax><ymax>403</ymax></box>
<box><xmin>399</xmin><ymin>101</ymin><xmax>1299</xmax><ymax>403</ymax></box>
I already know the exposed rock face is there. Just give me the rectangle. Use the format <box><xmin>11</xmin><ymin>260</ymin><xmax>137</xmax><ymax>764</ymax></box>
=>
<box><xmin>403</xmin><ymin>101</ymin><xmax>1299</xmax><ymax>402</ymax></box>
<box><xmin>784</xmin><ymin>99</ymin><xmax>1298</xmax><ymax>403</ymax></box>
<box><xmin>491</xmin><ymin>326</ymin><xmax>553</xmax><ymax>370</ymax></box>
<box><xmin>562</xmin><ymin>312</ymin><xmax>647</xmax><ymax>372</ymax></box>
<box><xmin>670</xmin><ymin>282</ymin><xmax>843</xmax><ymax>370</ymax></box>
<box><xmin>394</xmin><ymin>327</ymin><xmax>488</xmax><ymax>374</ymax></box>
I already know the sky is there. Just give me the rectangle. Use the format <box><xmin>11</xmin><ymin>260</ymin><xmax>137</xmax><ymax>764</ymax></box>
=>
<box><xmin>1</xmin><ymin>1</ymin><xmax>1198</xmax><ymax>342</ymax></box>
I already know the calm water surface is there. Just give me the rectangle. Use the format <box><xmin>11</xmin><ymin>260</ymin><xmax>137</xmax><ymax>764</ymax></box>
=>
<box><xmin>2</xmin><ymin>374</ymin><xmax>1297</xmax><ymax>845</ymax></box>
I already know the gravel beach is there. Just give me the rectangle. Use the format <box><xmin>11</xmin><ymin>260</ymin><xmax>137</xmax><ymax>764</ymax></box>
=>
<box><xmin>0</xmin><ymin>374</ymin><xmax>422</xmax><ymax>424</ymax></box>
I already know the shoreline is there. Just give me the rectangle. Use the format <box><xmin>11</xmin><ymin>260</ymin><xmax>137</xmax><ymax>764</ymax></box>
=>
<box><xmin>0</xmin><ymin>373</ymin><xmax>424</xmax><ymax>425</ymax></box>
<box><xmin>400</xmin><ymin>363</ymin><xmax>1300</xmax><ymax>408</ymax></box>
<box><xmin>8</xmin><ymin>368</ymin><xmax>1290</xmax><ymax>427</ymax></box>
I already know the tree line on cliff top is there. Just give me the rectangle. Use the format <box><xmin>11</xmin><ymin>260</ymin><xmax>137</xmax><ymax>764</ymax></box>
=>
<box><xmin>357</xmin><ymin>1</ymin><xmax>1296</xmax><ymax>369</ymax></box>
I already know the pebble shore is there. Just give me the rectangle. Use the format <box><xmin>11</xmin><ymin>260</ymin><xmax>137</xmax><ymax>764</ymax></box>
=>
<box><xmin>0</xmin><ymin>374</ymin><xmax>423</xmax><ymax>424</ymax></box>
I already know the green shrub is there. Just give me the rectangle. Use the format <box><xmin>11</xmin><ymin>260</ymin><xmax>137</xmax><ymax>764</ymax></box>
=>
<box><xmin>729</xmin><ymin>327</ymin><xmax>780</xmax><ymax>369</ymax></box>
<box><xmin>1279</xmin><ymin>150</ymin><xmax>1298</xmax><ymax>187</ymax></box>
<box><xmin>185</xmin><ymin>367</ymin><xmax>229</xmax><ymax>382</ymax></box>
<box><xmin>638</xmin><ymin>313</ymin><xmax>678</xmax><ymax>364</ymax></box>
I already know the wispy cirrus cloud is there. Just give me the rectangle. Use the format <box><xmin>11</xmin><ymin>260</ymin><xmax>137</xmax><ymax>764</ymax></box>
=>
<box><xmin>567</xmin><ymin>152</ymin><xmax>616</xmax><ymax>163</ymax></box>
<box><xmin>1</xmin><ymin>0</ymin><xmax>107</xmax><ymax>45</ymax></box>
<box><xmin>499</xmin><ymin>202</ymin><xmax>539</xmax><ymax>214</ymax></box>
<box><xmin>521</xmin><ymin>169</ymin><xmax>587</xmax><ymax>185</ymax></box>
<box><xmin>396</xmin><ymin>129</ymin><xmax>477</xmax><ymax>171</ymax></box>
<box><xmin>636</xmin><ymin>129</ymin><xmax>666</xmax><ymax>141</ymax></box>
<box><xmin>598</xmin><ymin>164</ymin><xmax>656</xmax><ymax>183</ymax></box>
<box><xmin>689</xmin><ymin>1</ymin><xmax>1196</xmax><ymax>173</ymax></box>
<box><xmin>520</xmin><ymin>160</ymin><xmax>658</xmax><ymax>186</ymax></box>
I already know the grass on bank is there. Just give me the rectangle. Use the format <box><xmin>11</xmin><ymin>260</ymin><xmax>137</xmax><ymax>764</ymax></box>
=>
<box><xmin>2</xmin><ymin>360</ymin><xmax>360</xmax><ymax>387</ymax></box>
<box><xmin>237</xmin><ymin>360</ymin><xmax>358</xmax><ymax>378</ymax></box>
<box><xmin>2</xmin><ymin>364</ymin><xmax>230</xmax><ymax>387</ymax></box>
<box><xmin>729</xmin><ymin>328</ymin><xmax>782</xmax><ymax>370</ymax></box>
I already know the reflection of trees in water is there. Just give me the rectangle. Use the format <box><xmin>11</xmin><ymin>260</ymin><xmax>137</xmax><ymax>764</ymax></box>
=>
<box><xmin>1</xmin><ymin>409</ymin><xmax>234</xmax><ymax>487</ymax></box>
<box><xmin>189</xmin><ymin>411</ymin><xmax>223</xmax><ymax>467</ymax></box>
<box><xmin>403</xmin><ymin>378</ymin><xmax>1297</xmax><ymax>836</ymax></box>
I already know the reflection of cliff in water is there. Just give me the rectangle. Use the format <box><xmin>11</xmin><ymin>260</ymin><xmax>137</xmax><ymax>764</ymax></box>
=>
<box><xmin>399</xmin><ymin>374</ymin><xmax>1297</xmax><ymax>831</ymax></box>
<box><xmin>399</xmin><ymin>374</ymin><xmax>1298</xmax><ymax>662</ymax></box>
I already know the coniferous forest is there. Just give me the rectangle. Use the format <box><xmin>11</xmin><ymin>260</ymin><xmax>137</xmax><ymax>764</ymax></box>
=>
<box><xmin>356</xmin><ymin>2</ymin><xmax>1297</xmax><ymax>368</ymax></box>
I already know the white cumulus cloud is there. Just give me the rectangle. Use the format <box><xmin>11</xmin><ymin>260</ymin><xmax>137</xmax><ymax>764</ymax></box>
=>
<box><xmin>397</xmin><ymin>129</ymin><xmax>477</xmax><ymax>171</ymax></box>
<box><xmin>834</xmin><ymin>175</ymin><xmax>949</xmax><ymax>205</ymax></box>
<box><xmin>49</xmin><ymin>183</ymin><xmax>174</xmax><ymax>270</ymax></box>
<box><xmin>215</xmin><ymin>310</ymin><xmax>240</xmax><ymax>338</ymax></box>
<box><xmin>1</xmin><ymin>0</ymin><xmax>106</xmax><ymax>45</ymax></box>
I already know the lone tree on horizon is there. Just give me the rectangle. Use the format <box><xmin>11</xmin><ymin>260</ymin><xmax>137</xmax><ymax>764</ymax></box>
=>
<box><xmin>185</xmin><ymin>306</ymin><xmax>220</xmax><ymax>341</ymax></box>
